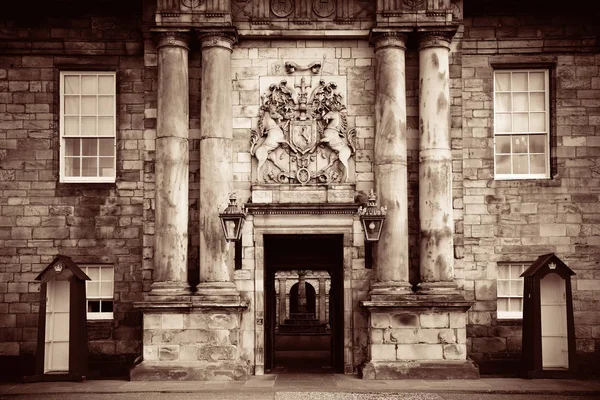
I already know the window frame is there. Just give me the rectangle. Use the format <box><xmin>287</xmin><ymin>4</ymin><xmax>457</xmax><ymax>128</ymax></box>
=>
<box><xmin>82</xmin><ymin>264</ymin><xmax>115</xmax><ymax>321</ymax></box>
<box><xmin>493</xmin><ymin>68</ymin><xmax>550</xmax><ymax>180</ymax></box>
<box><xmin>59</xmin><ymin>71</ymin><xmax>117</xmax><ymax>183</ymax></box>
<box><xmin>497</xmin><ymin>262</ymin><xmax>529</xmax><ymax>320</ymax></box>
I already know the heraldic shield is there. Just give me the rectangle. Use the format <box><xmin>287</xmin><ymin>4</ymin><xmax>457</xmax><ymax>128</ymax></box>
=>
<box><xmin>250</xmin><ymin>77</ymin><xmax>356</xmax><ymax>185</ymax></box>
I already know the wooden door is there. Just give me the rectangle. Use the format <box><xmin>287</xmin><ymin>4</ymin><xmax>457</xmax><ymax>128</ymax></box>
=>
<box><xmin>540</xmin><ymin>273</ymin><xmax>568</xmax><ymax>369</ymax></box>
<box><xmin>44</xmin><ymin>279</ymin><xmax>70</xmax><ymax>373</ymax></box>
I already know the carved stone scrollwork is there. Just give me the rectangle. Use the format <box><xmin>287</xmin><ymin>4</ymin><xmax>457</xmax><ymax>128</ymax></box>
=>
<box><xmin>250</xmin><ymin>78</ymin><xmax>356</xmax><ymax>185</ymax></box>
<box><xmin>371</xmin><ymin>31</ymin><xmax>409</xmax><ymax>52</ymax></box>
<box><xmin>285</xmin><ymin>61</ymin><xmax>322</xmax><ymax>74</ymax></box>
<box><xmin>197</xmin><ymin>31</ymin><xmax>237</xmax><ymax>51</ymax></box>
<box><xmin>418</xmin><ymin>30</ymin><xmax>455</xmax><ymax>50</ymax></box>
<box><xmin>181</xmin><ymin>0</ymin><xmax>202</xmax><ymax>8</ymax></box>
<box><xmin>404</xmin><ymin>0</ymin><xmax>425</xmax><ymax>9</ymax></box>
<box><xmin>155</xmin><ymin>30</ymin><xmax>191</xmax><ymax>50</ymax></box>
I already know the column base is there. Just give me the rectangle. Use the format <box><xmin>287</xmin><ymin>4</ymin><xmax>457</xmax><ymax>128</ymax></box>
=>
<box><xmin>369</xmin><ymin>281</ymin><xmax>414</xmax><ymax>301</ymax></box>
<box><xmin>149</xmin><ymin>281</ymin><xmax>191</xmax><ymax>297</ymax></box>
<box><xmin>195</xmin><ymin>281</ymin><xmax>240</xmax><ymax>302</ymax></box>
<box><xmin>416</xmin><ymin>281</ymin><xmax>465</xmax><ymax>301</ymax></box>
<box><xmin>130</xmin><ymin>360</ymin><xmax>248</xmax><ymax>381</ymax></box>
<box><xmin>361</xmin><ymin>360</ymin><xmax>479</xmax><ymax>380</ymax></box>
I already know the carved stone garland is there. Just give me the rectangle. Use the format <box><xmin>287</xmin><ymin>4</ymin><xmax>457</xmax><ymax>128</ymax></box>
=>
<box><xmin>250</xmin><ymin>79</ymin><xmax>356</xmax><ymax>185</ymax></box>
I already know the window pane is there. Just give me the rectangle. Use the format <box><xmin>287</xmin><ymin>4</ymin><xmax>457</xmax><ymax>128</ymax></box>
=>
<box><xmin>513</xmin><ymin>113</ymin><xmax>529</xmax><ymax>132</ymax></box>
<box><xmin>81</xmin><ymin>138</ymin><xmax>98</xmax><ymax>157</ymax></box>
<box><xmin>498</xmin><ymin>266</ymin><xmax>509</xmax><ymax>279</ymax></box>
<box><xmin>511</xmin><ymin>280</ymin><xmax>523</xmax><ymax>296</ymax></box>
<box><xmin>64</xmin><ymin>96</ymin><xmax>79</xmax><ymax>115</ymax></box>
<box><xmin>512</xmin><ymin>135</ymin><xmax>528</xmax><ymax>153</ymax></box>
<box><xmin>81</xmin><ymin>75</ymin><xmax>98</xmax><ymax>94</ymax></box>
<box><xmin>64</xmin><ymin>138</ymin><xmax>80</xmax><ymax>156</ymax></box>
<box><xmin>64</xmin><ymin>157</ymin><xmax>80</xmax><ymax>177</ymax></box>
<box><xmin>513</xmin><ymin>155</ymin><xmax>528</xmax><ymax>174</ymax></box>
<box><xmin>498</xmin><ymin>280</ymin><xmax>509</xmax><ymax>296</ymax></box>
<box><xmin>496</xmin><ymin>136</ymin><xmax>511</xmax><ymax>154</ymax></box>
<box><xmin>496</xmin><ymin>93</ymin><xmax>511</xmax><ymax>112</ymax></box>
<box><xmin>496</xmin><ymin>114</ymin><xmax>511</xmax><ymax>132</ymax></box>
<box><xmin>98</xmin><ymin>75</ymin><xmax>114</xmax><ymax>94</ymax></box>
<box><xmin>101</xmin><ymin>301</ymin><xmax>114</xmax><ymax>313</ymax></box>
<box><xmin>495</xmin><ymin>73</ymin><xmax>511</xmax><ymax>91</ymax></box>
<box><xmin>99</xmin><ymin>158</ymin><xmax>115</xmax><ymax>177</ymax></box>
<box><xmin>81</xmin><ymin>117</ymin><xmax>97</xmax><ymax>135</ymax></box>
<box><xmin>98</xmin><ymin>96</ymin><xmax>114</xmax><ymax>116</ymax></box>
<box><xmin>510</xmin><ymin>298</ymin><xmax>523</xmax><ymax>313</ymax></box>
<box><xmin>64</xmin><ymin>117</ymin><xmax>79</xmax><ymax>135</ymax></box>
<box><xmin>100</xmin><ymin>282</ymin><xmax>113</xmax><ymax>297</ymax></box>
<box><xmin>529</xmin><ymin>71</ymin><xmax>545</xmax><ymax>90</ymax></box>
<box><xmin>530</xmin><ymin>135</ymin><xmax>546</xmax><ymax>153</ymax></box>
<box><xmin>81</xmin><ymin>96</ymin><xmax>97</xmax><ymax>115</ymax></box>
<box><xmin>530</xmin><ymin>113</ymin><xmax>546</xmax><ymax>132</ymax></box>
<box><xmin>513</xmin><ymin>93</ymin><xmax>528</xmax><ymax>112</ymax></box>
<box><xmin>88</xmin><ymin>300</ymin><xmax>100</xmax><ymax>313</ymax></box>
<box><xmin>530</xmin><ymin>93</ymin><xmax>545</xmax><ymax>111</ymax></box>
<box><xmin>101</xmin><ymin>266</ymin><xmax>114</xmax><ymax>280</ymax></box>
<box><xmin>98</xmin><ymin>117</ymin><xmax>114</xmax><ymax>136</ymax></box>
<box><xmin>87</xmin><ymin>267</ymin><xmax>100</xmax><ymax>280</ymax></box>
<box><xmin>82</xmin><ymin>157</ymin><xmax>98</xmax><ymax>177</ymax></box>
<box><xmin>64</xmin><ymin>75</ymin><xmax>79</xmax><ymax>94</ymax></box>
<box><xmin>530</xmin><ymin>154</ymin><xmax>547</xmax><ymax>174</ymax></box>
<box><xmin>87</xmin><ymin>281</ymin><xmax>100</xmax><ymax>297</ymax></box>
<box><xmin>512</xmin><ymin>72</ymin><xmax>527</xmax><ymax>91</ymax></box>
<box><xmin>498</xmin><ymin>298</ymin><xmax>508</xmax><ymax>312</ymax></box>
<box><xmin>99</xmin><ymin>139</ymin><xmax>114</xmax><ymax>156</ymax></box>
<box><xmin>496</xmin><ymin>155</ymin><xmax>511</xmax><ymax>174</ymax></box>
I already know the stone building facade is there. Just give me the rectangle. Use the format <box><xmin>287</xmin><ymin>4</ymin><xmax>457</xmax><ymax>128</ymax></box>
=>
<box><xmin>0</xmin><ymin>0</ymin><xmax>599</xmax><ymax>380</ymax></box>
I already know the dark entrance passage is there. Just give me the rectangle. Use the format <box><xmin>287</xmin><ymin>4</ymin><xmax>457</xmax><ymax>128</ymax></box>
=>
<box><xmin>264</xmin><ymin>234</ymin><xmax>344</xmax><ymax>374</ymax></box>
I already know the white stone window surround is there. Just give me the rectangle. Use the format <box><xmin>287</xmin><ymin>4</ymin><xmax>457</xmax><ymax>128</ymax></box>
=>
<box><xmin>493</xmin><ymin>68</ymin><xmax>550</xmax><ymax>180</ymax></box>
<box><xmin>82</xmin><ymin>264</ymin><xmax>115</xmax><ymax>320</ymax></box>
<box><xmin>59</xmin><ymin>71</ymin><xmax>117</xmax><ymax>183</ymax></box>
<box><xmin>497</xmin><ymin>262</ymin><xmax>528</xmax><ymax>320</ymax></box>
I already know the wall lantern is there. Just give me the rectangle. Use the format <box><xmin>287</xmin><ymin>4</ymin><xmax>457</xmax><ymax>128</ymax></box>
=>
<box><xmin>219</xmin><ymin>192</ymin><xmax>247</xmax><ymax>242</ymax></box>
<box><xmin>358</xmin><ymin>190</ymin><xmax>387</xmax><ymax>242</ymax></box>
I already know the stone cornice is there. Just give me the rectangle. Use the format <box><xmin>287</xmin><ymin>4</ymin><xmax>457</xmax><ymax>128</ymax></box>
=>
<box><xmin>417</xmin><ymin>28</ymin><xmax>457</xmax><ymax>50</ymax></box>
<box><xmin>245</xmin><ymin>203</ymin><xmax>360</xmax><ymax>215</ymax></box>
<box><xmin>152</xmin><ymin>29</ymin><xmax>192</xmax><ymax>50</ymax></box>
<box><xmin>369</xmin><ymin>29</ymin><xmax>410</xmax><ymax>51</ymax></box>
<box><xmin>197</xmin><ymin>28</ymin><xmax>238</xmax><ymax>51</ymax></box>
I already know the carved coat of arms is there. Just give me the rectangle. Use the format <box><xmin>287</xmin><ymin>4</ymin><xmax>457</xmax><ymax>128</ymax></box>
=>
<box><xmin>250</xmin><ymin>78</ymin><xmax>356</xmax><ymax>185</ymax></box>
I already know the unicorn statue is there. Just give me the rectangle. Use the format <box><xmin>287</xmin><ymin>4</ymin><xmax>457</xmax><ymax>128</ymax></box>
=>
<box><xmin>250</xmin><ymin>105</ymin><xmax>293</xmax><ymax>182</ymax></box>
<box><xmin>318</xmin><ymin>109</ymin><xmax>356</xmax><ymax>182</ymax></box>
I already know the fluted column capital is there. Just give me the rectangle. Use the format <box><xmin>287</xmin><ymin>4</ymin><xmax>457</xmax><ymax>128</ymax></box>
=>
<box><xmin>197</xmin><ymin>29</ymin><xmax>237</xmax><ymax>51</ymax></box>
<box><xmin>153</xmin><ymin>29</ymin><xmax>192</xmax><ymax>50</ymax></box>
<box><xmin>417</xmin><ymin>29</ymin><xmax>456</xmax><ymax>51</ymax></box>
<box><xmin>370</xmin><ymin>29</ymin><xmax>410</xmax><ymax>51</ymax></box>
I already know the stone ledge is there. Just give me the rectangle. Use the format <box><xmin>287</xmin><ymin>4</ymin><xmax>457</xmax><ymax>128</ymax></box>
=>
<box><xmin>130</xmin><ymin>361</ymin><xmax>248</xmax><ymax>381</ymax></box>
<box><xmin>361</xmin><ymin>360</ymin><xmax>480</xmax><ymax>380</ymax></box>
<box><xmin>361</xmin><ymin>298</ymin><xmax>474</xmax><ymax>313</ymax></box>
<box><xmin>134</xmin><ymin>300</ymin><xmax>249</xmax><ymax>313</ymax></box>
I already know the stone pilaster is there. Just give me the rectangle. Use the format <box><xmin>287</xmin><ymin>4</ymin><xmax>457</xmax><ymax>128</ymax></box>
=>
<box><xmin>150</xmin><ymin>30</ymin><xmax>191</xmax><ymax>297</ymax></box>
<box><xmin>417</xmin><ymin>30</ymin><xmax>460</xmax><ymax>297</ymax></box>
<box><xmin>319</xmin><ymin>278</ymin><xmax>327</xmax><ymax>324</ymax></box>
<box><xmin>279</xmin><ymin>278</ymin><xmax>287</xmax><ymax>326</ymax></box>
<box><xmin>370</xmin><ymin>31</ymin><xmax>412</xmax><ymax>299</ymax></box>
<box><xmin>196</xmin><ymin>30</ymin><xmax>240</xmax><ymax>302</ymax></box>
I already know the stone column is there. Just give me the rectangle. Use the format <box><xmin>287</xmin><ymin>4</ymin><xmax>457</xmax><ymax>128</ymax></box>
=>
<box><xmin>371</xmin><ymin>31</ymin><xmax>412</xmax><ymax>299</ymax></box>
<box><xmin>318</xmin><ymin>278</ymin><xmax>327</xmax><ymax>324</ymax></box>
<box><xmin>279</xmin><ymin>277</ymin><xmax>287</xmax><ymax>325</ymax></box>
<box><xmin>418</xmin><ymin>30</ymin><xmax>458</xmax><ymax>295</ymax></box>
<box><xmin>197</xmin><ymin>30</ymin><xmax>239</xmax><ymax>301</ymax></box>
<box><xmin>150</xmin><ymin>30</ymin><xmax>191</xmax><ymax>296</ymax></box>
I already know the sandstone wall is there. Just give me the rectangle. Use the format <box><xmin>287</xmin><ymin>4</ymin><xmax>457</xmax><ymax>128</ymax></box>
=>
<box><xmin>461</xmin><ymin>11</ymin><xmax>600</xmax><ymax>375</ymax></box>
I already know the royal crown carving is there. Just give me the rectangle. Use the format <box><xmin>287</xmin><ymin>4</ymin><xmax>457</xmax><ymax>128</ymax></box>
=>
<box><xmin>250</xmin><ymin>78</ymin><xmax>356</xmax><ymax>185</ymax></box>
